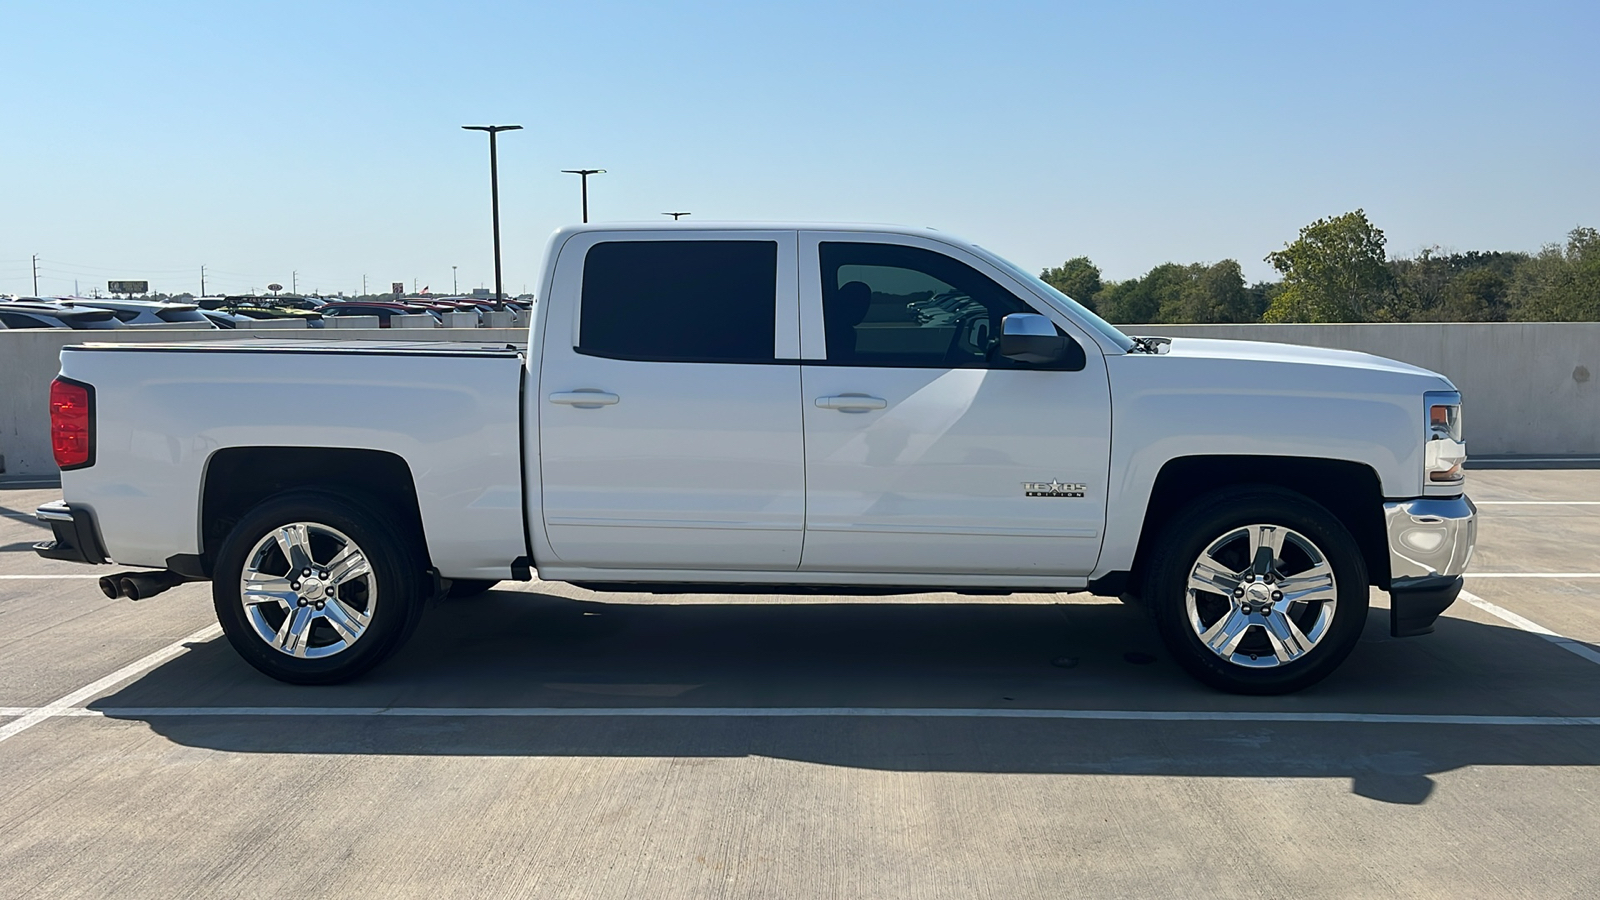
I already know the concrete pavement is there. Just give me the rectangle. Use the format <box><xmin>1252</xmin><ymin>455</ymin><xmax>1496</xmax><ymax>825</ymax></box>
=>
<box><xmin>1</xmin><ymin>473</ymin><xmax>1598</xmax><ymax>898</ymax></box>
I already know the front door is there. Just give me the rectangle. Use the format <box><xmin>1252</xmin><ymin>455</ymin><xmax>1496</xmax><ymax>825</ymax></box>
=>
<box><xmin>537</xmin><ymin>230</ymin><xmax>806</xmax><ymax>570</ymax></box>
<box><xmin>797</xmin><ymin>233</ymin><xmax>1112</xmax><ymax>576</ymax></box>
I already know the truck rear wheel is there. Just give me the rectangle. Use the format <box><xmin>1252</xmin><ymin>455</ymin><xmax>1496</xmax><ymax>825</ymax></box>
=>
<box><xmin>1144</xmin><ymin>487</ymin><xmax>1368</xmax><ymax>695</ymax></box>
<box><xmin>212</xmin><ymin>490</ymin><xmax>427</xmax><ymax>684</ymax></box>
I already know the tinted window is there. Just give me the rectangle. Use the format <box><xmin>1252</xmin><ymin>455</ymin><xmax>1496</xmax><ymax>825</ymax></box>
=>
<box><xmin>580</xmin><ymin>240</ymin><xmax>777</xmax><ymax>363</ymax></box>
<box><xmin>0</xmin><ymin>312</ymin><xmax>53</xmax><ymax>329</ymax></box>
<box><xmin>819</xmin><ymin>242</ymin><xmax>1077</xmax><ymax>368</ymax></box>
<box><xmin>156</xmin><ymin>307</ymin><xmax>208</xmax><ymax>323</ymax></box>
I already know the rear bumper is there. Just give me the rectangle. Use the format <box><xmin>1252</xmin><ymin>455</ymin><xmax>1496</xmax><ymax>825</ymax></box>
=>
<box><xmin>33</xmin><ymin>501</ymin><xmax>109</xmax><ymax>565</ymax></box>
<box><xmin>1384</xmin><ymin>495</ymin><xmax>1476</xmax><ymax>637</ymax></box>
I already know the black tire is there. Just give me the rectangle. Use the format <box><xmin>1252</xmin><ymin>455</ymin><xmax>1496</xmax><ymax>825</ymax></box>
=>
<box><xmin>446</xmin><ymin>579</ymin><xmax>499</xmax><ymax>599</ymax></box>
<box><xmin>1144</xmin><ymin>486</ymin><xmax>1369</xmax><ymax>695</ymax></box>
<box><xmin>212</xmin><ymin>490</ymin><xmax>428</xmax><ymax>684</ymax></box>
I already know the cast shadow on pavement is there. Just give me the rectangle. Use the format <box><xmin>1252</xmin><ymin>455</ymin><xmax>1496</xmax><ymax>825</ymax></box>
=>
<box><xmin>93</xmin><ymin>589</ymin><xmax>1600</xmax><ymax>806</ymax></box>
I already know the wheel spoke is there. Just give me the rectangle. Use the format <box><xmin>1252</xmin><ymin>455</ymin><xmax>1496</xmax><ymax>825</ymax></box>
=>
<box><xmin>274</xmin><ymin>604</ymin><xmax>316</xmax><ymax>657</ymax></box>
<box><xmin>324</xmin><ymin>543</ymin><xmax>370</xmax><ymax>585</ymax></box>
<box><xmin>241</xmin><ymin>570</ymin><xmax>296</xmax><ymax>609</ymax></box>
<box><xmin>1189</xmin><ymin>551</ymin><xmax>1241</xmax><ymax>596</ymax></box>
<box><xmin>320</xmin><ymin>597</ymin><xmax>369</xmax><ymax>644</ymax></box>
<box><xmin>1248</xmin><ymin>525</ymin><xmax>1285</xmax><ymax>576</ymax></box>
<box><xmin>273</xmin><ymin>524</ymin><xmax>314</xmax><ymax>572</ymax></box>
<box><xmin>1262</xmin><ymin>609</ymin><xmax>1314</xmax><ymax>662</ymax></box>
<box><xmin>1278</xmin><ymin>562</ymin><xmax>1336</xmax><ymax>605</ymax></box>
<box><xmin>1199</xmin><ymin>610</ymin><xmax>1252</xmax><ymax>657</ymax></box>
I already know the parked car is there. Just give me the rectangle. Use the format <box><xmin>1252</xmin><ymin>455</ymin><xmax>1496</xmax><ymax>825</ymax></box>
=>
<box><xmin>36</xmin><ymin>222</ymin><xmax>1475</xmax><ymax>696</ymax></box>
<box><xmin>0</xmin><ymin>299</ymin><xmax>122</xmax><ymax>330</ymax></box>
<box><xmin>60</xmin><ymin>298</ymin><xmax>218</xmax><ymax>328</ymax></box>
<box><xmin>198</xmin><ymin>309</ymin><xmax>254</xmax><ymax>329</ymax></box>
<box><xmin>316</xmin><ymin>301</ymin><xmax>441</xmax><ymax>327</ymax></box>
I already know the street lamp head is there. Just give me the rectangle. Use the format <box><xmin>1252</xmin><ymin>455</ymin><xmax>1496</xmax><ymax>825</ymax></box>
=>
<box><xmin>663</xmin><ymin>212</ymin><xmax>691</xmax><ymax>220</ymax></box>
<box><xmin>561</xmin><ymin>169</ymin><xmax>606</xmax><ymax>176</ymax></box>
<box><xmin>462</xmin><ymin>125</ymin><xmax>524</xmax><ymax>134</ymax></box>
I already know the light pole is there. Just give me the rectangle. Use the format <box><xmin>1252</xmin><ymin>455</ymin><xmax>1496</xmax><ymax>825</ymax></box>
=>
<box><xmin>561</xmin><ymin>169</ymin><xmax>605</xmax><ymax>223</ymax></box>
<box><xmin>462</xmin><ymin>124</ymin><xmax>523</xmax><ymax>300</ymax></box>
<box><xmin>452</xmin><ymin>265</ymin><xmax>458</xmax><ymax>294</ymax></box>
<box><xmin>663</xmin><ymin>212</ymin><xmax>691</xmax><ymax>220</ymax></box>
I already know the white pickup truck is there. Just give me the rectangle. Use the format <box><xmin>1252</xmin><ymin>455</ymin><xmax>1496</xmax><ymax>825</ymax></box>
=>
<box><xmin>35</xmin><ymin>223</ymin><xmax>1476</xmax><ymax>694</ymax></box>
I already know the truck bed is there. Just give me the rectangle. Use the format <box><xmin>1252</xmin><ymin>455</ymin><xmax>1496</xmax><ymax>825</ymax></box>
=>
<box><xmin>57</xmin><ymin>339</ymin><xmax>530</xmax><ymax>579</ymax></box>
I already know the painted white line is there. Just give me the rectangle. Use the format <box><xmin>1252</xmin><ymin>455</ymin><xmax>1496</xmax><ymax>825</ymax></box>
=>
<box><xmin>1464</xmin><ymin>573</ymin><xmax>1600</xmax><ymax>579</ymax></box>
<box><xmin>1461</xmin><ymin>589</ymin><xmax>1600</xmax><ymax>667</ymax></box>
<box><xmin>1472</xmin><ymin>458</ymin><xmax>1600</xmax><ymax>463</ymax></box>
<box><xmin>0</xmin><ymin>705</ymin><xmax>1584</xmax><ymax>727</ymax></box>
<box><xmin>0</xmin><ymin>624</ymin><xmax>223</xmax><ymax>745</ymax></box>
<box><xmin>1476</xmin><ymin>501</ymin><xmax>1600</xmax><ymax>506</ymax></box>
<box><xmin>0</xmin><ymin>574</ymin><xmax>106</xmax><ymax>580</ymax></box>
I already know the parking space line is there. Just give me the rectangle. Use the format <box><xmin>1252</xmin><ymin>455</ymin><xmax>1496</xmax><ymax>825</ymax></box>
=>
<box><xmin>0</xmin><ymin>574</ymin><xmax>105</xmax><ymax>579</ymax></box>
<box><xmin>1476</xmin><ymin>501</ymin><xmax>1600</xmax><ymax>506</ymax></box>
<box><xmin>1464</xmin><ymin>573</ymin><xmax>1600</xmax><ymax>579</ymax></box>
<box><xmin>1462</xmin><ymin>589</ymin><xmax>1600</xmax><ymax>666</ymax></box>
<box><xmin>0</xmin><ymin>706</ymin><xmax>1588</xmax><ymax>726</ymax></box>
<box><xmin>0</xmin><ymin>624</ymin><xmax>223</xmax><ymax>745</ymax></box>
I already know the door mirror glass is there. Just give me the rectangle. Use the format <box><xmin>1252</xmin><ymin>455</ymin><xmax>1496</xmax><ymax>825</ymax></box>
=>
<box><xmin>998</xmin><ymin>313</ymin><xmax>1069</xmax><ymax>365</ymax></box>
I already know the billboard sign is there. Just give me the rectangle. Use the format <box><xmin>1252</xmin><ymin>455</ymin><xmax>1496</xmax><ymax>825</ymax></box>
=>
<box><xmin>108</xmin><ymin>280</ymin><xmax>148</xmax><ymax>294</ymax></box>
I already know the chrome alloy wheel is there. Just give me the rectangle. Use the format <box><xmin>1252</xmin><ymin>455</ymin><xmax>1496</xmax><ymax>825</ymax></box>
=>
<box><xmin>239</xmin><ymin>522</ymin><xmax>377</xmax><ymax>659</ymax></box>
<box><xmin>1185</xmin><ymin>523</ymin><xmax>1338</xmax><ymax>669</ymax></box>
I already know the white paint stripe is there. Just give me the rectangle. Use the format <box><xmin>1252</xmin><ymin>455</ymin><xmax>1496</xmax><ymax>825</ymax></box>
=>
<box><xmin>1463</xmin><ymin>573</ymin><xmax>1600</xmax><ymax>579</ymax></box>
<box><xmin>0</xmin><ymin>574</ymin><xmax>106</xmax><ymax>579</ymax></box>
<box><xmin>10</xmin><ymin>564</ymin><xmax>1599</xmax><ymax>583</ymax></box>
<box><xmin>1461</xmin><ymin>589</ymin><xmax>1600</xmax><ymax>667</ymax></box>
<box><xmin>1472</xmin><ymin>457</ymin><xmax>1600</xmax><ymax>463</ymax></box>
<box><xmin>0</xmin><ymin>705</ymin><xmax>1588</xmax><ymax>727</ymax></box>
<box><xmin>1476</xmin><ymin>501</ymin><xmax>1600</xmax><ymax>506</ymax></box>
<box><xmin>0</xmin><ymin>624</ymin><xmax>223</xmax><ymax>744</ymax></box>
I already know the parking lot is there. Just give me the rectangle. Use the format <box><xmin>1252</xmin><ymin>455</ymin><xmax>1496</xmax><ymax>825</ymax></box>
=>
<box><xmin>1</xmin><ymin>469</ymin><xmax>1597</xmax><ymax>899</ymax></box>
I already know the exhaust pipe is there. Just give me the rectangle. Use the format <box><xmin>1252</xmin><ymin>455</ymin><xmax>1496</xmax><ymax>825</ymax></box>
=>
<box><xmin>105</xmin><ymin>570</ymin><xmax>190</xmax><ymax>601</ymax></box>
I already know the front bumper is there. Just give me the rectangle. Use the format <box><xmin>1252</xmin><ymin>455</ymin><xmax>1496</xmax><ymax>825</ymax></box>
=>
<box><xmin>33</xmin><ymin>501</ymin><xmax>109</xmax><ymax>565</ymax></box>
<box><xmin>1383</xmin><ymin>495</ymin><xmax>1477</xmax><ymax>637</ymax></box>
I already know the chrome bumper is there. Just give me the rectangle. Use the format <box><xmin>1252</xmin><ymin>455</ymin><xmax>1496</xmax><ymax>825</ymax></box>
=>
<box><xmin>1384</xmin><ymin>495</ymin><xmax>1477</xmax><ymax>583</ymax></box>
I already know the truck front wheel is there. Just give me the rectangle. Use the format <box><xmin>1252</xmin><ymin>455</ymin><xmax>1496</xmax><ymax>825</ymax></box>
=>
<box><xmin>1144</xmin><ymin>487</ymin><xmax>1369</xmax><ymax>695</ymax></box>
<box><xmin>212</xmin><ymin>490</ymin><xmax>427</xmax><ymax>684</ymax></box>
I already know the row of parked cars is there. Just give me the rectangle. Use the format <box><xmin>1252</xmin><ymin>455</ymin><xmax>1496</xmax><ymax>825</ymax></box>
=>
<box><xmin>0</xmin><ymin>294</ymin><xmax>530</xmax><ymax>330</ymax></box>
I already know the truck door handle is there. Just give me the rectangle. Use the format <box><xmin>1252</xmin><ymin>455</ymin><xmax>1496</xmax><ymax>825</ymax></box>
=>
<box><xmin>549</xmin><ymin>390</ymin><xmax>620</xmax><ymax>408</ymax></box>
<box><xmin>815</xmin><ymin>394</ymin><xmax>887</xmax><ymax>412</ymax></box>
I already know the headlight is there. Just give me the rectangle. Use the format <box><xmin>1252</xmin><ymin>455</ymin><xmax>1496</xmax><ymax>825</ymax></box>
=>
<box><xmin>1424</xmin><ymin>391</ymin><xmax>1465</xmax><ymax>488</ymax></box>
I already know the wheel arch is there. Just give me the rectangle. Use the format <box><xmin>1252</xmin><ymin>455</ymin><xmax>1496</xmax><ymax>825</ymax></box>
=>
<box><xmin>196</xmin><ymin>447</ymin><xmax>430</xmax><ymax>577</ymax></box>
<box><xmin>1126</xmin><ymin>455</ymin><xmax>1390</xmax><ymax>593</ymax></box>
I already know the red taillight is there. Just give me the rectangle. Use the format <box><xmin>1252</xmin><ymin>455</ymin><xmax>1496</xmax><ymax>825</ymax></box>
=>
<box><xmin>49</xmin><ymin>378</ymin><xmax>94</xmax><ymax>469</ymax></box>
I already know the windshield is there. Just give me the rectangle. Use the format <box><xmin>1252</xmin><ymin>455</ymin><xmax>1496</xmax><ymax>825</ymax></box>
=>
<box><xmin>981</xmin><ymin>251</ymin><xmax>1136</xmax><ymax>353</ymax></box>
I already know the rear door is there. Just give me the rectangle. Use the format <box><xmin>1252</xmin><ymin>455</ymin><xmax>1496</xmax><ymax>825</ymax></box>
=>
<box><xmin>536</xmin><ymin>230</ymin><xmax>806</xmax><ymax>570</ymax></box>
<box><xmin>796</xmin><ymin>232</ymin><xmax>1112</xmax><ymax>576</ymax></box>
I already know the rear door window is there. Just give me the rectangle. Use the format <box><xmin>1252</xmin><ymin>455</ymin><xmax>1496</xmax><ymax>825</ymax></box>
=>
<box><xmin>579</xmin><ymin>240</ymin><xmax>778</xmax><ymax>363</ymax></box>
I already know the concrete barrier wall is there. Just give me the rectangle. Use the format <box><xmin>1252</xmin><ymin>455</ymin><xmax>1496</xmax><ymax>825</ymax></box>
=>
<box><xmin>0</xmin><ymin>327</ymin><xmax>524</xmax><ymax>479</ymax></box>
<box><xmin>1133</xmin><ymin>323</ymin><xmax>1599</xmax><ymax>457</ymax></box>
<box><xmin>2</xmin><ymin>322</ymin><xmax>1595</xmax><ymax>479</ymax></box>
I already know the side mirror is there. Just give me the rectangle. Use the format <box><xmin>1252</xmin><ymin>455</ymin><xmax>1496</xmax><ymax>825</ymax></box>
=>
<box><xmin>998</xmin><ymin>313</ymin><xmax>1069</xmax><ymax>364</ymax></box>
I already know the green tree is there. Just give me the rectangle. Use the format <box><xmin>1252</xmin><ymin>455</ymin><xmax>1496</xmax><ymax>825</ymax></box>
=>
<box><xmin>1160</xmin><ymin>260</ymin><xmax>1255</xmax><ymax>323</ymax></box>
<box><xmin>1263</xmin><ymin>210</ymin><xmax>1395</xmax><ymax>322</ymax></box>
<box><xmin>1509</xmin><ymin>227</ymin><xmax>1600</xmax><ymax>321</ymax></box>
<box><xmin>1097</xmin><ymin>264</ymin><xmax>1183</xmax><ymax>323</ymax></box>
<box><xmin>1040</xmin><ymin>257</ymin><xmax>1103</xmax><ymax>311</ymax></box>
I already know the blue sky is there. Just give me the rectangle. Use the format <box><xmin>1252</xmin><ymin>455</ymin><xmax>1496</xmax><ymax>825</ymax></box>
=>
<box><xmin>3</xmin><ymin>0</ymin><xmax>1595</xmax><ymax>297</ymax></box>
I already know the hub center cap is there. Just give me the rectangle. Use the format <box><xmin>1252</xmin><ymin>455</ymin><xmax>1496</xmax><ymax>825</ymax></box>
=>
<box><xmin>1245</xmin><ymin>583</ymin><xmax>1272</xmax><ymax>604</ymax></box>
<box><xmin>301</xmin><ymin>578</ymin><xmax>325</xmax><ymax>600</ymax></box>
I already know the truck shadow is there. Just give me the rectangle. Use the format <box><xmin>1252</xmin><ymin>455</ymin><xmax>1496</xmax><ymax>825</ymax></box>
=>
<box><xmin>92</xmin><ymin>589</ymin><xmax>1600</xmax><ymax>805</ymax></box>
